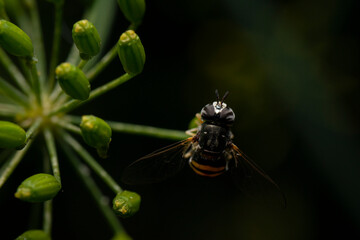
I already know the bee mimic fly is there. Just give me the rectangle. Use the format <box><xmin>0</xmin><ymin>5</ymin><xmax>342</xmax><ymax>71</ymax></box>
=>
<box><xmin>122</xmin><ymin>90</ymin><xmax>286</xmax><ymax>206</ymax></box>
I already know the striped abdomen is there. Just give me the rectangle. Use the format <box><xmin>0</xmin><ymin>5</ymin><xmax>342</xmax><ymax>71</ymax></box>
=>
<box><xmin>189</xmin><ymin>150</ymin><xmax>226</xmax><ymax>177</ymax></box>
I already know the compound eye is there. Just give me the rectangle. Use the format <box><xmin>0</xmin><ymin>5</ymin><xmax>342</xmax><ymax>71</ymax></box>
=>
<box><xmin>219</xmin><ymin>107</ymin><xmax>235</xmax><ymax>125</ymax></box>
<box><xmin>200</xmin><ymin>104</ymin><xmax>215</xmax><ymax>120</ymax></box>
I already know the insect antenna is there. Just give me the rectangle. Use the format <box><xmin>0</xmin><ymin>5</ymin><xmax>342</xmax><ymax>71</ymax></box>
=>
<box><xmin>215</xmin><ymin>89</ymin><xmax>220</xmax><ymax>103</ymax></box>
<box><xmin>221</xmin><ymin>91</ymin><xmax>229</xmax><ymax>104</ymax></box>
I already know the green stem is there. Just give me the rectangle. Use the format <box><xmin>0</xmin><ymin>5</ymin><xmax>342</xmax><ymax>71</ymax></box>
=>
<box><xmin>43</xmin><ymin>128</ymin><xmax>61</xmax><ymax>183</ymax></box>
<box><xmin>78</xmin><ymin>59</ymin><xmax>89</xmax><ymax>70</ymax></box>
<box><xmin>0</xmin><ymin>77</ymin><xmax>29</xmax><ymax>107</ymax></box>
<box><xmin>61</xmin><ymin>131</ymin><xmax>122</xmax><ymax>193</ymax></box>
<box><xmin>28</xmin><ymin>0</ymin><xmax>47</xmax><ymax>87</ymax></box>
<box><xmin>48</xmin><ymin>0</ymin><xmax>64</xmax><ymax>92</ymax></box>
<box><xmin>0</xmin><ymin>137</ymin><xmax>34</xmax><ymax>189</ymax></box>
<box><xmin>128</xmin><ymin>23</ymin><xmax>139</xmax><ymax>31</ymax></box>
<box><xmin>60</xmin><ymin>141</ymin><xmax>126</xmax><ymax>235</ymax></box>
<box><xmin>67</xmin><ymin>115</ymin><xmax>188</xmax><ymax>141</ymax></box>
<box><xmin>49</xmin><ymin>73</ymin><xmax>134</xmax><ymax>116</ymax></box>
<box><xmin>52</xmin><ymin>117</ymin><xmax>81</xmax><ymax>135</ymax></box>
<box><xmin>0</xmin><ymin>103</ymin><xmax>24</xmax><ymax>117</ymax></box>
<box><xmin>49</xmin><ymin>84</ymin><xmax>63</xmax><ymax>103</ymax></box>
<box><xmin>0</xmin><ymin>48</ymin><xmax>31</xmax><ymax>95</ymax></box>
<box><xmin>29</xmin><ymin>61</ymin><xmax>42</xmax><ymax>106</ymax></box>
<box><xmin>86</xmin><ymin>45</ymin><xmax>118</xmax><ymax>82</ymax></box>
<box><xmin>110</xmin><ymin>121</ymin><xmax>188</xmax><ymax>140</ymax></box>
<box><xmin>43</xmin><ymin>200</ymin><xmax>52</xmax><ymax>235</ymax></box>
<box><xmin>25</xmin><ymin>118</ymin><xmax>42</xmax><ymax>143</ymax></box>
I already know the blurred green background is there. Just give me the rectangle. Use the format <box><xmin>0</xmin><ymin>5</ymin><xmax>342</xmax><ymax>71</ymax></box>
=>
<box><xmin>1</xmin><ymin>0</ymin><xmax>360</xmax><ymax>239</ymax></box>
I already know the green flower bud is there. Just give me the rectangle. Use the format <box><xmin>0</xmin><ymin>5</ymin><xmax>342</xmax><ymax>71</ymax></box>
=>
<box><xmin>80</xmin><ymin>115</ymin><xmax>112</xmax><ymax>158</ymax></box>
<box><xmin>55</xmin><ymin>62</ymin><xmax>90</xmax><ymax>100</ymax></box>
<box><xmin>0</xmin><ymin>121</ymin><xmax>26</xmax><ymax>149</ymax></box>
<box><xmin>72</xmin><ymin>19</ymin><xmax>101</xmax><ymax>60</ymax></box>
<box><xmin>188</xmin><ymin>114</ymin><xmax>201</xmax><ymax>129</ymax></box>
<box><xmin>0</xmin><ymin>19</ymin><xmax>33</xmax><ymax>58</ymax></box>
<box><xmin>113</xmin><ymin>190</ymin><xmax>141</xmax><ymax>218</ymax></box>
<box><xmin>117</xmin><ymin>30</ymin><xmax>145</xmax><ymax>75</ymax></box>
<box><xmin>117</xmin><ymin>0</ymin><xmax>145</xmax><ymax>25</ymax></box>
<box><xmin>112</xmin><ymin>233</ymin><xmax>133</xmax><ymax>240</ymax></box>
<box><xmin>16</xmin><ymin>229</ymin><xmax>51</xmax><ymax>240</ymax></box>
<box><xmin>15</xmin><ymin>173</ymin><xmax>61</xmax><ymax>202</ymax></box>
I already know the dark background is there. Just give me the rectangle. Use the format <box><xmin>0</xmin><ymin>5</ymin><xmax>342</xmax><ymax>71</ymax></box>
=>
<box><xmin>1</xmin><ymin>0</ymin><xmax>359</xmax><ymax>239</ymax></box>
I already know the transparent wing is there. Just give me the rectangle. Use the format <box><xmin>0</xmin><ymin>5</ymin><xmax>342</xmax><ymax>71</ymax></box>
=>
<box><xmin>121</xmin><ymin>137</ymin><xmax>194</xmax><ymax>185</ymax></box>
<box><xmin>229</xmin><ymin>144</ymin><xmax>286</xmax><ymax>207</ymax></box>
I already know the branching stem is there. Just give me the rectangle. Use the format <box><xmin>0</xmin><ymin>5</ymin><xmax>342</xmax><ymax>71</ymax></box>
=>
<box><xmin>61</xmin><ymin>141</ymin><xmax>126</xmax><ymax>235</ymax></box>
<box><xmin>86</xmin><ymin>45</ymin><xmax>118</xmax><ymax>82</ymax></box>
<box><xmin>49</xmin><ymin>73</ymin><xmax>134</xmax><ymax>116</ymax></box>
<box><xmin>61</xmin><ymin>131</ymin><xmax>122</xmax><ymax>193</ymax></box>
<box><xmin>43</xmin><ymin>128</ymin><xmax>61</xmax><ymax>183</ymax></box>
<box><xmin>66</xmin><ymin>115</ymin><xmax>188</xmax><ymax>141</ymax></box>
<box><xmin>48</xmin><ymin>0</ymin><xmax>65</xmax><ymax>92</ymax></box>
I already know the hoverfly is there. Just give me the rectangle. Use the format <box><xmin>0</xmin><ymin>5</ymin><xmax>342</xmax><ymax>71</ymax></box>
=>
<box><xmin>122</xmin><ymin>90</ymin><xmax>286</xmax><ymax>206</ymax></box>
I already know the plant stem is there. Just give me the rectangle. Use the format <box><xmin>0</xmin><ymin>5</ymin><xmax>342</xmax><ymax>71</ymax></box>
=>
<box><xmin>52</xmin><ymin>117</ymin><xmax>81</xmax><ymax>135</ymax></box>
<box><xmin>48</xmin><ymin>0</ymin><xmax>64</xmax><ymax>92</ymax></box>
<box><xmin>28</xmin><ymin>0</ymin><xmax>47</xmax><ymax>87</ymax></box>
<box><xmin>49</xmin><ymin>73</ymin><xmax>134</xmax><ymax>116</ymax></box>
<box><xmin>25</xmin><ymin>118</ymin><xmax>42</xmax><ymax>142</ymax></box>
<box><xmin>0</xmin><ymin>137</ymin><xmax>34</xmax><ymax>189</ymax></box>
<box><xmin>0</xmin><ymin>48</ymin><xmax>31</xmax><ymax>95</ymax></box>
<box><xmin>67</xmin><ymin>115</ymin><xmax>189</xmax><ymax>141</ymax></box>
<box><xmin>110</xmin><ymin>121</ymin><xmax>188</xmax><ymax>140</ymax></box>
<box><xmin>0</xmin><ymin>77</ymin><xmax>29</xmax><ymax>107</ymax></box>
<box><xmin>29</xmin><ymin>62</ymin><xmax>42</xmax><ymax>106</ymax></box>
<box><xmin>43</xmin><ymin>128</ymin><xmax>61</xmax><ymax>183</ymax></box>
<box><xmin>78</xmin><ymin>59</ymin><xmax>89</xmax><ymax>70</ymax></box>
<box><xmin>61</xmin><ymin>141</ymin><xmax>126</xmax><ymax>235</ymax></box>
<box><xmin>43</xmin><ymin>200</ymin><xmax>52</xmax><ymax>235</ymax></box>
<box><xmin>0</xmin><ymin>103</ymin><xmax>23</xmax><ymax>117</ymax></box>
<box><xmin>86</xmin><ymin>45</ymin><xmax>118</xmax><ymax>82</ymax></box>
<box><xmin>61</xmin><ymin>131</ymin><xmax>122</xmax><ymax>193</ymax></box>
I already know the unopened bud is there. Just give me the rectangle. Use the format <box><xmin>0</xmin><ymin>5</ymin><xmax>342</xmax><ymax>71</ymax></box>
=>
<box><xmin>16</xmin><ymin>229</ymin><xmax>51</xmax><ymax>240</ymax></box>
<box><xmin>80</xmin><ymin>115</ymin><xmax>112</xmax><ymax>158</ymax></box>
<box><xmin>113</xmin><ymin>190</ymin><xmax>141</xmax><ymax>218</ymax></box>
<box><xmin>0</xmin><ymin>121</ymin><xmax>26</xmax><ymax>149</ymax></box>
<box><xmin>72</xmin><ymin>19</ymin><xmax>101</xmax><ymax>60</ymax></box>
<box><xmin>55</xmin><ymin>62</ymin><xmax>90</xmax><ymax>100</ymax></box>
<box><xmin>117</xmin><ymin>0</ymin><xmax>145</xmax><ymax>25</ymax></box>
<box><xmin>117</xmin><ymin>30</ymin><xmax>145</xmax><ymax>75</ymax></box>
<box><xmin>0</xmin><ymin>19</ymin><xmax>33</xmax><ymax>58</ymax></box>
<box><xmin>15</xmin><ymin>173</ymin><xmax>61</xmax><ymax>202</ymax></box>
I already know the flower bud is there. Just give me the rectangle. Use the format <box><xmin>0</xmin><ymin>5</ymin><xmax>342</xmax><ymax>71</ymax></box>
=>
<box><xmin>117</xmin><ymin>0</ymin><xmax>145</xmax><ymax>25</ymax></box>
<box><xmin>55</xmin><ymin>62</ymin><xmax>90</xmax><ymax>100</ymax></box>
<box><xmin>80</xmin><ymin>115</ymin><xmax>112</xmax><ymax>158</ymax></box>
<box><xmin>113</xmin><ymin>190</ymin><xmax>141</xmax><ymax>218</ymax></box>
<box><xmin>188</xmin><ymin>114</ymin><xmax>201</xmax><ymax>129</ymax></box>
<box><xmin>72</xmin><ymin>19</ymin><xmax>101</xmax><ymax>60</ymax></box>
<box><xmin>0</xmin><ymin>19</ymin><xmax>33</xmax><ymax>58</ymax></box>
<box><xmin>0</xmin><ymin>121</ymin><xmax>26</xmax><ymax>149</ymax></box>
<box><xmin>15</xmin><ymin>173</ymin><xmax>61</xmax><ymax>202</ymax></box>
<box><xmin>117</xmin><ymin>30</ymin><xmax>145</xmax><ymax>75</ymax></box>
<box><xmin>16</xmin><ymin>229</ymin><xmax>51</xmax><ymax>240</ymax></box>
